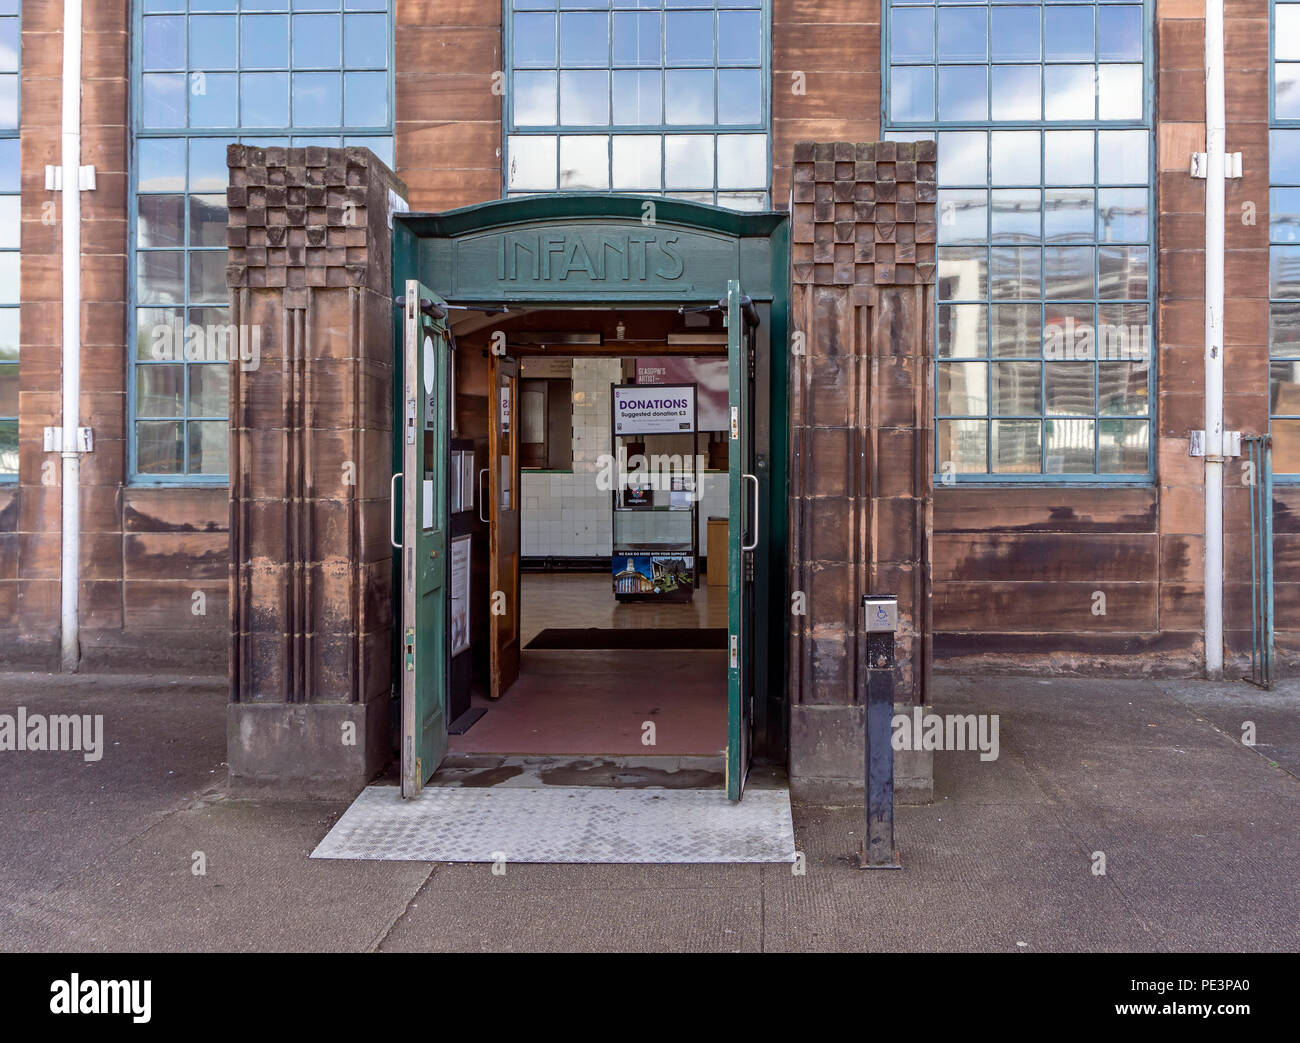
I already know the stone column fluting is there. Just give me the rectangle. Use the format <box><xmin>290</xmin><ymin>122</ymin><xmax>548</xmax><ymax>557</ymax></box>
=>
<box><xmin>787</xmin><ymin>140</ymin><xmax>937</xmax><ymax>803</ymax></box>
<box><xmin>224</xmin><ymin>145</ymin><xmax>406</xmax><ymax>797</ymax></box>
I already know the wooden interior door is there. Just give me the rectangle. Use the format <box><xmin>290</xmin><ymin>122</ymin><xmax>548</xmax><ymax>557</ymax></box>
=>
<box><xmin>488</xmin><ymin>352</ymin><xmax>521</xmax><ymax>698</ymax></box>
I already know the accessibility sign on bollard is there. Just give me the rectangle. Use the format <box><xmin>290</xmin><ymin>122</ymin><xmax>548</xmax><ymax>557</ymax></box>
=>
<box><xmin>860</xmin><ymin>595</ymin><xmax>902</xmax><ymax>870</ymax></box>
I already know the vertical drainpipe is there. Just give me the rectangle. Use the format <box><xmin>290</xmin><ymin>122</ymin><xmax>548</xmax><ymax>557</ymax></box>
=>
<box><xmin>59</xmin><ymin>0</ymin><xmax>83</xmax><ymax>672</ymax></box>
<box><xmin>1203</xmin><ymin>0</ymin><xmax>1227</xmax><ymax>679</ymax></box>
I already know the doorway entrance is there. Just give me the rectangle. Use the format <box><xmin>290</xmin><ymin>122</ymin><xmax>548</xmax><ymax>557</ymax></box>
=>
<box><xmin>392</xmin><ymin>198</ymin><xmax>788</xmax><ymax>801</ymax></box>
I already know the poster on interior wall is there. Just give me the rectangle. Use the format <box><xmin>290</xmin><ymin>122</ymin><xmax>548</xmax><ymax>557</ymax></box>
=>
<box><xmin>612</xmin><ymin>383</ymin><xmax>696</xmax><ymax>435</ymax></box>
<box><xmin>636</xmin><ymin>358</ymin><xmax>727</xmax><ymax>431</ymax></box>
<box><xmin>450</xmin><ymin>535</ymin><xmax>471</xmax><ymax>656</ymax></box>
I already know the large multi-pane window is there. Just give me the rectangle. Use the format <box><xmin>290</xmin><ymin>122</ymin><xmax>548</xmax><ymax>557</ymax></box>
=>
<box><xmin>1276</xmin><ymin>0</ymin><xmax>1300</xmax><ymax>120</ymax></box>
<box><xmin>1269</xmin><ymin>1</ymin><xmax>1300</xmax><ymax>473</ymax></box>
<box><xmin>132</xmin><ymin>0</ymin><xmax>393</xmax><ymax>481</ymax></box>
<box><xmin>504</xmin><ymin>0</ymin><xmax>769</xmax><ymax>209</ymax></box>
<box><xmin>886</xmin><ymin>0</ymin><xmax>1154</xmax><ymax>479</ymax></box>
<box><xmin>0</xmin><ymin>1</ymin><xmax>18</xmax><ymax>479</ymax></box>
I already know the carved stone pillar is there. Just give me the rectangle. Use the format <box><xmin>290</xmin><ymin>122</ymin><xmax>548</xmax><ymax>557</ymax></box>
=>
<box><xmin>224</xmin><ymin>145</ymin><xmax>406</xmax><ymax>797</ymax></box>
<box><xmin>787</xmin><ymin>140</ymin><xmax>936</xmax><ymax>803</ymax></box>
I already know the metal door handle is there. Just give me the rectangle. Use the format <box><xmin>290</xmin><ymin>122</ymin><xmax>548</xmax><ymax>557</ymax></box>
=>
<box><xmin>742</xmin><ymin>473</ymin><xmax>759</xmax><ymax>551</ymax></box>
<box><xmin>390</xmin><ymin>472</ymin><xmax>403</xmax><ymax>549</ymax></box>
<box><xmin>478</xmin><ymin>468</ymin><xmax>489</xmax><ymax>524</ymax></box>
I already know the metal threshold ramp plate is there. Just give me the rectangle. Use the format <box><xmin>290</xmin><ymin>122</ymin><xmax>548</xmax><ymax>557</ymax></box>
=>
<box><xmin>311</xmin><ymin>785</ymin><xmax>796</xmax><ymax>864</ymax></box>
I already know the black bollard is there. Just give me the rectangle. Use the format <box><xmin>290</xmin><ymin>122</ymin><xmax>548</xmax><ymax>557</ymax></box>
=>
<box><xmin>859</xmin><ymin>595</ymin><xmax>902</xmax><ymax>869</ymax></box>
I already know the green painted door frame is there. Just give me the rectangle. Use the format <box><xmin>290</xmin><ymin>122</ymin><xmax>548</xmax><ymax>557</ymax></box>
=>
<box><xmin>391</xmin><ymin>195</ymin><xmax>791</xmax><ymax>782</ymax></box>
<box><xmin>726</xmin><ymin>280</ymin><xmax>756</xmax><ymax>800</ymax></box>
<box><xmin>398</xmin><ymin>280</ymin><xmax>451</xmax><ymax>797</ymax></box>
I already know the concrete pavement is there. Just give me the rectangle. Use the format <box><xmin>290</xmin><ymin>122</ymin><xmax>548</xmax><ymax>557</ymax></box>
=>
<box><xmin>0</xmin><ymin>671</ymin><xmax>1295</xmax><ymax>952</ymax></box>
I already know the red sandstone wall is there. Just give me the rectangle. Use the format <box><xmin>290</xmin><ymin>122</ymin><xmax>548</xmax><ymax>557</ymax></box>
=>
<box><xmin>0</xmin><ymin>2</ymin><xmax>226</xmax><ymax>669</ymax></box>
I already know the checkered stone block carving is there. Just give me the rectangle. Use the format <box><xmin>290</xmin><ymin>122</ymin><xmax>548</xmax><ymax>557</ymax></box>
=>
<box><xmin>225</xmin><ymin>144</ymin><xmax>381</xmax><ymax>292</ymax></box>
<box><xmin>791</xmin><ymin>140</ymin><xmax>938</xmax><ymax>294</ymax></box>
<box><xmin>226</xmin><ymin>144</ymin><xmax>406</xmax><ymax>709</ymax></box>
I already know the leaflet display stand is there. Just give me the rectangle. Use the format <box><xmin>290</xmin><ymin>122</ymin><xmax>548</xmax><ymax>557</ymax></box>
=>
<box><xmin>610</xmin><ymin>382</ymin><xmax>699</xmax><ymax>604</ymax></box>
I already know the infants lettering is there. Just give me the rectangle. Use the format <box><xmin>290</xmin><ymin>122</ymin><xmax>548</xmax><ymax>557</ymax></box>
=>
<box><xmin>497</xmin><ymin>232</ymin><xmax>685</xmax><ymax>283</ymax></box>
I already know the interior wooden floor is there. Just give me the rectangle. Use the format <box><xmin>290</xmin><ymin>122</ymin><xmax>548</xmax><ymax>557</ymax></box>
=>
<box><xmin>449</xmin><ymin>572</ymin><xmax>728</xmax><ymax>757</ymax></box>
<box><xmin>519</xmin><ymin>572</ymin><xmax>727</xmax><ymax>643</ymax></box>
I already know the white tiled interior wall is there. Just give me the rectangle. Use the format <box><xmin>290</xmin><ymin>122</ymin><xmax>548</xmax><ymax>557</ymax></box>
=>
<box><xmin>521</xmin><ymin>358</ymin><xmax>730</xmax><ymax>559</ymax></box>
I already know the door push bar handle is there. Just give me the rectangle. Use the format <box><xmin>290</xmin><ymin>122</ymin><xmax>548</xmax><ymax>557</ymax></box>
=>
<box><xmin>742</xmin><ymin>473</ymin><xmax>759</xmax><ymax>551</ymax></box>
<box><xmin>478</xmin><ymin>468</ymin><xmax>489</xmax><ymax>524</ymax></box>
<box><xmin>393</xmin><ymin>295</ymin><xmax>448</xmax><ymax>321</ymax></box>
<box><xmin>390</xmin><ymin>472</ymin><xmax>403</xmax><ymax>549</ymax></box>
<box><xmin>678</xmin><ymin>295</ymin><xmax>759</xmax><ymax>328</ymax></box>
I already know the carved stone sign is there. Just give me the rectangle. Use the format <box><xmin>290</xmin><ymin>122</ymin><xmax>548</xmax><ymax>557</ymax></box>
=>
<box><xmin>444</xmin><ymin>222</ymin><xmax>744</xmax><ymax>301</ymax></box>
<box><xmin>496</xmin><ymin>230</ymin><xmax>685</xmax><ymax>282</ymax></box>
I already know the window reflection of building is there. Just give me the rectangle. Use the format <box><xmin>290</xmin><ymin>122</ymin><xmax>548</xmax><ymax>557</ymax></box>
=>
<box><xmin>131</xmin><ymin>0</ymin><xmax>394</xmax><ymax>480</ymax></box>
<box><xmin>892</xmin><ymin>0</ymin><xmax>1153</xmax><ymax>478</ymax></box>
<box><xmin>1271</xmin><ymin>5</ymin><xmax>1300</xmax><ymax>473</ymax></box>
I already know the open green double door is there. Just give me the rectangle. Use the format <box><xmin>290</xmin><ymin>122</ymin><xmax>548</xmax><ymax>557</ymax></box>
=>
<box><xmin>396</xmin><ymin>279</ymin><xmax>757</xmax><ymax>801</ymax></box>
<box><xmin>398</xmin><ymin>282</ymin><xmax>450</xmax><ymax>797</ymax></box>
